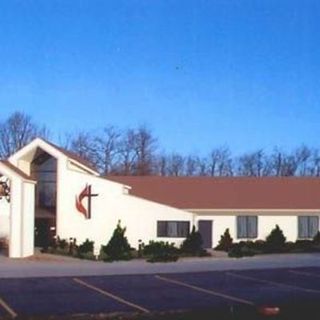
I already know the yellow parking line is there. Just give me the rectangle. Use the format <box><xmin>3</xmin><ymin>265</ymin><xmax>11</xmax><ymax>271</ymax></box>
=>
<box><xmin>73</xmin><ymin>278</ymin><xmax>150</xmax><ymax>313</ymax></box>
<box><xmin>0</xmin><ymin>297</ymin><xmax>17</xmax><ymax>318</ymax></box>
<box><xmin>290</xmin><ymin>270</ymin><xmax>320</xmax><ymax>279</ymax></box>
<box><xmin>227</xmin><ymin>272</ymin><xmax>320</xmax><ymax>294</ymax></box>
<box><xmin>155</xmin><ymin>275</ymin><xmax>254</xmax><ymax>306</ymax></box>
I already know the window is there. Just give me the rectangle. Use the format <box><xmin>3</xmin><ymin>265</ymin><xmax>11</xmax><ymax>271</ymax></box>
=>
<box><xmin>237</xmin><ymin>216</ymin><xmax>258</xmax><ymax>239</ymax></box>
<box><xmin>298</xmin><ymin>216</ymin><xmax>319</xmax><ymax>239</ymax></box>
<box><xmin>157</xmin><ymin>221</ymin><xmax>190</xmax><ymax>238</ymax></box>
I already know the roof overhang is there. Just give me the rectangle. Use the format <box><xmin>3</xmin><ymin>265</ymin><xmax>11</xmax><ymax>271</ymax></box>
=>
<box><xmin>0</xmin><ymin>161</ymin><xmax>36</xmax><ymax>183</ymax></box>
<box><xmin>9</xmin><ymin>138</ymin><xmax>99</xmax><ymax>176</ymax></box>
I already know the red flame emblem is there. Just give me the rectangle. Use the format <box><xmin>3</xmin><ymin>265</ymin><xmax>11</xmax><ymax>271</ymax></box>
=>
<box><xmin>75</xmin><ymin>184</ymin><xmax>99</xmax><ymax>219</ymax></box>
<box><xmin>75</xmin><ymin>184</ymin><xmax>90</xmax><ymax>218</ymax></box>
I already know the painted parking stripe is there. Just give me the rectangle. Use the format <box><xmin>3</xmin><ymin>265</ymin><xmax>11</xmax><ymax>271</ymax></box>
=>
<box><xmin>155</xmin><ymin>275</ymin><xmax>254</xmax><ymax>306</ymax></box>
<box><xmin>0</xmin><ymin>297</ymin><xmax>17</xmax><ymax>318</ymax></box>
<box><xmin>290</xmin><ymin>270</ymin><xmax>320</xmax><ymax>279</ymax></box>
<box><xmin>73</xmin><ymin>278</ymin><xmax>150</xmax><ymax>313</ymax></box>
<box><xmin>227</xmin><ymin>272</ymin><xmax>320</xmax><ymax>294</ymax></box>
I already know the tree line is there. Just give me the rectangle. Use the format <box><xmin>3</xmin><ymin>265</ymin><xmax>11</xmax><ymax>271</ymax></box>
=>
<box><xmin>1</xmin><ymin>111</ymin><xmax>320</xmax><ymax>177</ymax></box>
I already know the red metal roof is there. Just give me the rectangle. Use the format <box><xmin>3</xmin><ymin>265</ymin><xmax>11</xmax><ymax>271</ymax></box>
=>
<box><xmin>107</xmin><ymin>176</ymin><xmax>320</xmax><ymax>210</ymax></box>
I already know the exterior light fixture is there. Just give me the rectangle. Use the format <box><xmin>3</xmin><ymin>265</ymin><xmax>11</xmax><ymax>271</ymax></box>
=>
<box><xmin>0</xmin><ymin>180</ymin><xmax>10</xmax><ymax>202</ymax></box>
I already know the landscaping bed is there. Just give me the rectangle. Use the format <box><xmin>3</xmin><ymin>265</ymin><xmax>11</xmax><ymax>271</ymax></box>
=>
<box><xmin>215</xmin><ymin>226</ymin><xmax>320</xmax><ymax>258</ymax></box>
<box><xmin>43</xmin><ymin>222</ymin><xmax>210</xmax><ymax>263</ymax></box>
<box><xmin>44</xmin><ymin>223</ymin><xmax>320</xmax><ymax>263</ymax></box>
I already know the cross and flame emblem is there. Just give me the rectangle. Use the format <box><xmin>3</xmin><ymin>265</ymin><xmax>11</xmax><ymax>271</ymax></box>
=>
<box><xmin>75</xmin><ymin>184</ymin><xmax>98</xmax><ymax>219</ymax></box>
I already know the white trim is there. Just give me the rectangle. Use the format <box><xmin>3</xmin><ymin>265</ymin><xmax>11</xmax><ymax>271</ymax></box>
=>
<box><xmin>0</xmin><ymin>162</ymin><xmax>36</xmax><ymax>184</ymax></box>
<box><xmin>67</xmin><ymin>159</ymin><xmax>99</xmax><ymax>176</ymax></box>
<box><xmin>9</xmin><ymin>138</ymin><xmax>100</xmax><ymax>176</ymax></box>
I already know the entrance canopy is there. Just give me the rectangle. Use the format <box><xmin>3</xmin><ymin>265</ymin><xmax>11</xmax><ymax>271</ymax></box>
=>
<box><xmin>0</xmin><ymin>160</ymin><xmax>36</xmax><ymax>258</ymax></box>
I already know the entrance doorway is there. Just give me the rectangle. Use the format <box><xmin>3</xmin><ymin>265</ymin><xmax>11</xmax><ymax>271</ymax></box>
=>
<box><xmin>34</xmin><ymin>218</ymin><xmax>55</xmax><ymax>248</ymax></box>
<box><xmin>198</xmin><ymin>220</ymin><xmax>213</xmax><ymax>248</ymax></box>
<box><xmin>31</xmin><ymin>148</ymin><xmax>57</xmax><ymax>249</ymax></box>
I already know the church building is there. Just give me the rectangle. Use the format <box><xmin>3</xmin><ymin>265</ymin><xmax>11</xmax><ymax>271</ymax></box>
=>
<box><xmin>0</xmin><ymin>138</ymin><xmax>319</xmax><ymax>258</ymax></box>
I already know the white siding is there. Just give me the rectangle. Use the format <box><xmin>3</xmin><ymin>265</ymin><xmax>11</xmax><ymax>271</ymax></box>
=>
<box><xmin>56</xmin><ymin>168</ymin><xmax>193</xmax><ymax>253</ymax></box>
<box><xmin>193</xmin><ymin>211</ymin><xmax>320</xmax><ymax>247</ymax></box>
<box><xmin>0</xmin><ymin>196</ymin><xmax>10</xmax><ymax>239</ymax></box>
<box><xmin>21</xmin><ymin>182</ymin><xmax>35</xmax><ymax>256</ymax></box>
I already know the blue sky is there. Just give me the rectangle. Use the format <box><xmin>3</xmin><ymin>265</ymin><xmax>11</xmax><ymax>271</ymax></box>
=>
<box><xmin>0</xmin><ymin>0</ymin><xmax>319</xmax><ymax>155</ymax></box>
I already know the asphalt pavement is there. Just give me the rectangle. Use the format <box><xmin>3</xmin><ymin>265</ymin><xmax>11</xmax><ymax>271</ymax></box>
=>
<box><xmin>1</xmin><ymin>266</ymin><xmax>320</xmax><ymax>319</ymax></box>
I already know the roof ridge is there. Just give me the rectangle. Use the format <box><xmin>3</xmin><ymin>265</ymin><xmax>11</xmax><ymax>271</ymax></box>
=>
<box><xmin>40</xmin><ymin>138</ymin><xmax>99</xmax><ymax>174</ymax></box>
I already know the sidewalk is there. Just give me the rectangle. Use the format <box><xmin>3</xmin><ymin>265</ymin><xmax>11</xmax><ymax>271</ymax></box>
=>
<box><xmin>1</xmin><ymin>252</ymin><xmax>320</xmax><ymax>279</ymax></box>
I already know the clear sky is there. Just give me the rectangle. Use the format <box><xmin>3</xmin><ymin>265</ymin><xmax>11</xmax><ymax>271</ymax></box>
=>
<box><xmin>0</xmin><ymin>0</ymin><xmax>319</xmax><ymax>155</ymax></box>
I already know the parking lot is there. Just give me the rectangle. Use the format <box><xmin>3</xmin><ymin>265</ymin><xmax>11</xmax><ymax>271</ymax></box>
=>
<box><xmin>1</xmin><ymin>266</ymin><xmax>320</xmax><ymax>319</ymax></box>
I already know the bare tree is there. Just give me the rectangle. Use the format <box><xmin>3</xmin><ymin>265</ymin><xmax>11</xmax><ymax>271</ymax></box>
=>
<box><xmin>4</xmin><ymin>112</ymin><xmax>320</xmax><ymax>178</ymax></box>
<box><xmin>95</xmin><ymin>126</ymin><xmax>121</xmax><ymax>175</ymax></box>
<box><xmin>310</xmin><ymin>149</ymin><xmax>320</xmax><ymax>177</ymax></box>
<box><xmin>237</xmin><ymin>150</ymin><xmax>266</xmax><ymax>177</ymax></box>
<box><xmin>0</xmin><ymin>111</ymin><xmax>49</xmax><ymax>159</ymax></box>
<box><xmin>197</xmin><ymin>157</ymin><xmax>208</xmax><ymax>176</ymax></box>
<box><xmin>113</xmin><ymin>129</ymin><xmax>138</xmax><ymax>175</ymax></box>
<box><xmin>68</xmin><ymin>131</ymin><xmax>98</xmax><ymax>167</ymax></box>
<box><xmin>167</xmin><ymin>153</ymin><xmax>185</xmax><ymax>176</ymax></box>
<box><xmin>280</xmin><ymin>154</ymin><xmax>298</xmax><ymax>176</ymax></box>
<box><xmin>295</xmin><ymin>145</ymin><xmax>312</xmax><ymax>176</ymax></box>
<box><xmin>208</xmin><ymin>147</ymin><xmax>233</xmax><ymax>176</ymax></box>
<box><xmin>217</xmin><ymin>148</ymin><xmax>233</xmax><ymax>176</ymax></box>
<box><xmin>154</xmin><ymin>154</ymin><xmax>168</xmax><ymax>176</ymax></box>
<box><xmin>185</xmin><ymin>155</ymin><xmax>199</xmax><ymax>176</ymax></box>
<box><xmin>133</xmin><ymin>126</ymin><xmax>157</xmax><ymax>175</ymax></box>
<box><xmin>269</xmin><ymin>147</ymin><xmax>284</xmax><ymax>176</ymax></box>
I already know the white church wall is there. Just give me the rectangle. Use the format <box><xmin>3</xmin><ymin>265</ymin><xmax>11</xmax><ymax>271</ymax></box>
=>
<box><xmin>17</xmin><ymin>159</ymin><xmax>31</xmax><ymax>176</ymax></box>
<box><xmin>193</xmin><ymin>211</ymin><xmax>319</xmax><ymax>247</ymax></box>
<box><xmin>56</xmin><ymin>166</ymin><xmax>193</xmax><ymax>253</ymax></box>
<box><xmin>195</xmin><ymin>215</ymin><xmax>236</xmax><ymax>248</ymax></box>
<box><xmin>56</xmin><ymin>167</ymin><xmax>129</xmax><ymax>253</ymax></box>
<box><xmin>21</xmin><ymin>182</ymin><xmax>35</xmax><ymax>257</ymax></box>
<box><xmin>0</xmin><ymin>192</ymin><xmax>10</xmax><ymax>239</ymax></box>
<box><xmin>258</xmin><ymin>215</ymin><xmax>298</xmax><ymax>242</ymax></box>
<box><xmin>115</xmin><ymin>194</ymin><xmax>194</xmax><ymax>249</ymax></box>
<box><xmin>9</xmin><ymin>178</ymin><xmax>23</xmax><ymax>257</ymax></box>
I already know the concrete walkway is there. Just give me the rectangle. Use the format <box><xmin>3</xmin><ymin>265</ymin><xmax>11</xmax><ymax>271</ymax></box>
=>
<box><xmin>1</xmin><ymin>252</ymin><xmax>320</xmax><ymax>278</ymax></box>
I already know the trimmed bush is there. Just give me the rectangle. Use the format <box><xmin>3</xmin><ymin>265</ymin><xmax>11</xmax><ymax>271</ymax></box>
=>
<box><xmin>78</xmin><ymin>239</ymin><xmax>94</xmax><ymax>254</ymax></box>
<box><xmin>0</xmin><ymin>237</ymin><xmax>8</xmax><ymax>256</ymax></box>
<box><xmin>265</xmin><ymin>225</ymin><xmax>286</xmax><ymax>253</ymax></box>
<box><xmin>180</xmin><ymin>226</ymin><xmax>205</xmax><ymax>256</ymax></box>
<box><xmin>101</xmin><ymin>221</ymin><xmax>132</xmax><ymax>261</ymax></box>
<box><xmin>228</xmin><ymin>244</ymin><xmax>243</xmax><ymax>258</ymax></box>
<box><xmin>68</xmin><ymin>238</ymin><xmax>77</xmax><ymax>256</ymax></box>
<box><xmin>215</xmin><ymin>228</ymin><xmax>233</xmax><ymax>252</ymax></box>
<box><xmin>228</xmin><ymin>242</ymin><xmax>256</xmax><ymax>258</ymax></box>
<box><xmin>313</xmin><ymin>231</ymin><xmax>320</xmax><ymax>245</ymax></box>
<box><xmin>77</xmin><ymin>239</ymin><xmax>95</xmax><ymax>259</ymax></box>
<box><xmin>292</xmin><ymin>240</ymin><xmax>314</xmax><ymax>252</ymax></box>
<box><xmin>46</xmin><ymin>237</ymin><xmax>71</xmax><ymax>255</ymax></box>
<box><xmin>58</xmin><ymin>238</ymin><xmax>68</xmax><ymax>249</ymax></box>
<box><xmin>78</xmin><ymin>252</ymin><xmax>96</xmax><ymax>260</ymax></box>
<box><xmin>98</xmin><ymin>250</ymin><xmax>110</xmax><ymax>261</ymax></box>
<box><xmin>143</xmin><ymin>241</ymin><xmax>179</xmax><ymax>262</ymax></box>
<box><xmin>251</xmin><ymin>240</ymin><xmax>266</xmax><ymax>251</ymax></box>
<box><xmin>0</xmin><ymin>237</ymin><xmax>8</xmax><ymax>251</ymax></box>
